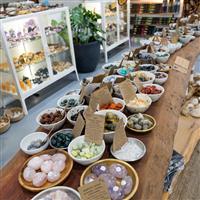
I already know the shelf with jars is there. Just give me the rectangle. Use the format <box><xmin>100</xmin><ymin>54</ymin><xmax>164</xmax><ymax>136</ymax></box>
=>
<box><xmin>84</xmin><ymin>0</ymin><xmax>130</xmax><ymax>62</ymax></box>
<box><xmin>0</xmin><ymin>7</ymin><xmax>79</xmax><ymax>114</ymax></box>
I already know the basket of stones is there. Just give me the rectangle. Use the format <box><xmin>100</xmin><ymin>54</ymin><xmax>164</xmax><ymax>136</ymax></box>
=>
<box><xmin>5</xmin><ymin>107</ymin><xmax>24</xmax><ymax>122</ymax></box>
<box><xmin>0</xmin><ymin>115</ymin><xmax>10</xmax><ymax>134</ymax></box>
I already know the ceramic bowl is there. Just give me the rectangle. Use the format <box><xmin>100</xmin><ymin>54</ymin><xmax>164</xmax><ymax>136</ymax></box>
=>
<box><xmin>138</xmin><ymin>64</ymin><xmax>159</xmax><ymax>73</ymax></box>
<box><xmin>140</xmin><ymin>84</ymin><xmax>165</xmax><ymax>102</ymax></box>
<box><xmin>49</xmin><ymin>129</ymin><xmax>73</xmax><ymax>150</ymax></box>
<box><xmin>32</xmin><ymin>186</ymin><xmax>80</xmax><ymax>200</ymax></box>
<box><xmin>154</xmin><ymin>72</ymin><xmax>168</xmax><ymax>85</ymax></box>
<box><xmin>36</xmin><ymin>107</ymin><xmax>66</xmax><ymax>131</ymax></box>
<box><xmin>95</xmin><ymin>109</ymin><xmax>128</xmax><ymax>143</ymax></box>
<box><xmin>20</xmin><ymin>132</ymin><xmax>49</xmax><ymax>155</ymax></box>
<box><xmin>102</xmin><ymin>62</ymin><xmax>118</xmax><ymax>73</ymax></box>
<box><xmin>67</xmin><ymin>105</ymin><xmax>88</xmax><ymax>125</ymax></box>
<box><xmin>102</xmin><ymin>75</ymin><xmax>123</xmax><ymax>85</ymax></box>
<box><xmin>130</xmin><ymin>71</ymin><xmax>155</xmax><ymax>85</ymax></box>
<box><xmin>179</xmin><ymin>35</ymin><xmax>192</xmax><ymax>44</ymax></box>
<box><xmin>97</xmin><ymin>97</ymin><xmax>125</xmax><ymax>112</ymax></box>
<box><xmin>127</xmin><ymin>114</ymin><xmax>156</xmax><ymax>133</ymax></box>
<box><xmin>57</xmin><ymin>94</ymin><xmax>84</xmax><ymax>110</ymax></box>
<box><xmin>68</xmin><ymin>135</ymin><xmax>105</xmax><ymax>166</ymax></box>
<box><xmin>155</xmin><ymin>52</ymin><xmax>170</xmax><ymax>63</ymax></box>
<box><xmin>126</xmin><ymin>94</ymin><xmax>152</xmax><ymax>113</ymax></box>
<box><xmin>65</xmin><ymin>89</ymin><xmax>80</xmax><ymax>96</ymax></box>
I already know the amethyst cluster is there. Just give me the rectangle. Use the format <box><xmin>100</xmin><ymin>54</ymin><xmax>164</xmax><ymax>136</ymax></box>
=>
<box><xmin>5</xmin><ymin>19</ymin><xmax>40</xmax><ymax>45</ymax></box>
<box><xmin>84</xmin><ymin>163</ymin><xmax>133</xmax><ymax>200</ymax></box>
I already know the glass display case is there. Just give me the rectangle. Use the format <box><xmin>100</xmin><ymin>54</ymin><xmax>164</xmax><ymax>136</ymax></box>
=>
<box><xmin>84</xmin><ymin>0</ymin><xmax>130</xmax><ymax>63</ymax></box>
<box><xmin>0</xmin><ymin>7</ymin><xmax>79</xmax><ymax>114</ymax></box>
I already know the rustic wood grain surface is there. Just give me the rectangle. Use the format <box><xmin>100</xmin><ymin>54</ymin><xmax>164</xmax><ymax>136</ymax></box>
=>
<box><xmin>1</xmin><ymin>38</ymin><xmax>200</xmax><ymax>200</ymax></box>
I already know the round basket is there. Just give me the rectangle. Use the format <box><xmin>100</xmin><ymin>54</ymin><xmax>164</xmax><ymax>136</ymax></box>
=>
<box><xmin>0</xmin><ymin>115</ymin><xmax>10</xmax><ymax>134</ymax></box>
<box><xmin>5</xmin><ymin>107</ymin><xmax>24</xmax><ymax>122</ymax></box>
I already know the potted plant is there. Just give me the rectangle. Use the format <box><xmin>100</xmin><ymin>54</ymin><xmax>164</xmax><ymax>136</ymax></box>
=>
<box><xmin>70</xmin><ymin>5</ymin><xmax>105</xmax><ymax>73</ymax></box>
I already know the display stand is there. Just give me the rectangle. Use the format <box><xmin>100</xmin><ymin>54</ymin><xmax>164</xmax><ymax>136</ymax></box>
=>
<box><xmin>0</xmin><ymin>7</ymin><xmax>79</xmax><ymax>114</ymax></box>
<box><xmin>84</xmin><ymin>0</ymin><xmax>131</xmax><ymax>63</ymax></box>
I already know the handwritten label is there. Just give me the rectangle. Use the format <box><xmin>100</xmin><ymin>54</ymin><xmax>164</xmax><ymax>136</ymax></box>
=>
<box><xmin>92</xmin><ymin>74</ymin><xmax>105</xmax><ymax>83</ymax></box>
<box><xmin>171</xmin><ymin>33</ymin><xmax>179</xmax><ymax>44</ymax></box>
<box><xmin>134</xmin><ymin>76</ymin><xmax>143</xmax><ymax>91</ymax></box>
<box><xmin>78</xmin><ymin>178</ymin><xmax>111</xmax><ymax>200</ymax></box>
<box><xmin>173</xmin><ymin>56</ymin><xmax>190</xmax><ymax>74</ymax></box>
<box><xmin>72</xmin><ymin>114</ymin><xmax>85</xmax><ymax>137</ymax></box>
<box><xmin>85</xmin><ymin>114</ymin><xmax>105</xmax><ymax>145</ymax></box>
<box><xmin>83</xmin><ymin>106</ymin><xmax>95</xmax><ymax>119</ymax></box>
<box><xmin>112</xmin><ymin>119</ymin><xmax>128</xmax><ymax>152</ymax></box>
<box><xmin>161</xmin><ymin>38</ymin><xmax>169</xmax><ymax>46</ymax></box>
<box><xmin>119</xmin><ymin>79</ymin><xmax>136</xmax><ymax>104</ymax></box>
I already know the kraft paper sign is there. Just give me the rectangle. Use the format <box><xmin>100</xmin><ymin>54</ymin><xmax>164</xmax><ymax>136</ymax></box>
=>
<box><xmin>108</xmin><ymin>66</ymin><xmax>115</xmax><ymax>75</ymax></box>
<box><xmin>72</xmin><ymin>114</ymin><xmax>85</xmax><ymax>138</ymax></box>
<box><xmin>173</xmin><ymin>56</ymin><xmax>190</xmax><ymax>74</ymax></box>
<box><xmin>83</xmin><ymin>106</ymin><xmax>95</xmax><ymax>119</ymax></box>
<box><xmin>114</xmin><ymin>77</ymin><xmax>126</xmax><ymax>84</ymax></box>
<box><xmin>171</xmin><ymin>33</ymin><xmax>179</xmax><ymax>44</ymax></box>
<box><xmin>85</xmin><ymin>114</ymin><xmax>105</xmax><ymax>145</ymax></box>
<box><xmin>161</xmin><ymin>38</ymin><xmax>169</xmax><ymax>46</ymax></box>
<box><xmin>92</xmin><ymin>74</ymin><xmax>106</xmax><ymax>83</ymax></box>
<box><xmin>134</xmin><ymin>76</ymin><xmax>143</xmax><ymax>91</ymax></box>
<box><xmin>119</xmin><ymin>79</ymin><xmax>136</xmax><ymax>104</ymax></box>
<box><xmin>90</xmin><ymin>86</ymin><xmax>113</xmax><ymax>108</ymax></box>
<box><xmin>112</xmin><ymin>119</ymin><xmax>128</xmax><ymax>152</ymax></box>
<box><xmin>100</xmin><ymin>82</ymin><xmax>112</xmax><ymax>91</ymax></box>
<box><xmin>162</xmin><ymin>28</ymin><xmax>167</xmax><ymax>37</ymax></box>
<box><xmin>79</xmin><ymin>86</ymin><xmax>86</xmax><ymax>102</ymax></box>
<box><xmin>78</xmin><ymin>178</ymin><xmax>111</xmax><ymax>200</ymax></box>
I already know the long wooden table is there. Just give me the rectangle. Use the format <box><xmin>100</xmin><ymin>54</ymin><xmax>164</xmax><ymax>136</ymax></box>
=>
<box><xmin>1</xmin><ymin>38</ymin><xmax>200</xmax><ymax>200</ymax></box>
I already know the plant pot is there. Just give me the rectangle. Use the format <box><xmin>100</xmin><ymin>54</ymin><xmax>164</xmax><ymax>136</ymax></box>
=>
<box><xmin>74</xmin><ymin>41</ymin><xmax>100</xmax><ymax>73</ymax></box>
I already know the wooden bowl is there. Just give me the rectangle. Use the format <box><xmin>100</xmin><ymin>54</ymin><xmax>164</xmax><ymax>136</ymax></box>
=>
<box><xmin>5</xmin><ymin>107</ymin><xmax>24</xmax><ymax>122</ymax></box>
<box><xmin>127</xmin><ymin>114</ymin><xmax>156</xmax><ymax>133</ymax></box>
<box><xmin>80</xmin><ymin>159</ymin><xmax>139</xmax><ymax>200</ymax></box>
<box><xmin>18</xmin><ymin>149</ymin><xmax>73</xmax><ymax>192</ymax></box>
<box><xmin>0</xmin><ymin>115</ymin><xmax>10</xmax><ymax>134</ymax></box>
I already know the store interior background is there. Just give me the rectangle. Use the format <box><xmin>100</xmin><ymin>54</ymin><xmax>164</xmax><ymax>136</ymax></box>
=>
<box><xmin>0</xmin><ymin>0</ymin><xmax>200</xmax><ymax>168</ymax></box>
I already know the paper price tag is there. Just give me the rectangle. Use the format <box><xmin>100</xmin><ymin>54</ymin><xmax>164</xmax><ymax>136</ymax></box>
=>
<box><xmin>72</xmin><ymin>114</ymin><xmax>85</xmax><ymax>138</ymax></box>
<box><xmin>173</xmin><ymin>56</ymin><xmax>190</xmax><ymax>74</ymax></box>
<box><xmin>112</xmin><ymin>119</ymin><xmax>128</xmax><ymax>152</ymax></box>
<box><xmin>78</xmin><ymin>178</ymin><xmax>111</xmax><ymax>200</ymax></box>
<box><xmin>92</xmin><ymin>74</ymin><xmax>106</xmax><ymax>83</ymax></box>
<box><xmin>85</xmin><ymin>114</ymin><xmax>105</xmax><ymax>145</ymax></box>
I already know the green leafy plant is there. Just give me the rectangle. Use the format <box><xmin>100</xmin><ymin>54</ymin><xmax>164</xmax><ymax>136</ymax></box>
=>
<box><xmin>70</xmin><ymin>4</ymin><xmax>105</xmax><ymax>45</ymax></box>
<box><xmin>51</xmin><ymin>13</ymin><xmax>69</xmax><ymax>46</ymax></box>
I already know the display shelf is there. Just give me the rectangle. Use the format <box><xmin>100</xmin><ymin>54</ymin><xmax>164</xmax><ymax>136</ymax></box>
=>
<box><xmin>0</xmin><ymin>7</ymin><xmax>79</xmax><ymax>114</ymax></box>
<box><xmin>84</xmin><ymin>0</ymin><xmax>131</xmax><ymax>62</ymax></box>
<box><xmin>130</xmin><ymin>0</ymin><xmax>184</xmax><ymax>36</ymax></box>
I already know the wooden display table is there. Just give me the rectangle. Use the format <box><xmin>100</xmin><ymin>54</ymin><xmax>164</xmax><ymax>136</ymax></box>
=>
<box><xmin>1</xmin><ymin>38</ymin><xmax>200</xmax><ymax>200</ymax></box>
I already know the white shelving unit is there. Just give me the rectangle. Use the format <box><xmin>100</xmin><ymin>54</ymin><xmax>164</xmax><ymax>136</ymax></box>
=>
<box><xmin>84</xmin><ymin>0</ymin><xmax>131</xmax><ymax>63</ymax></box>
<box><xmin>0</xmin><ymin>7</ymin><xmax>79</xmax><ymax>114</ymax></box>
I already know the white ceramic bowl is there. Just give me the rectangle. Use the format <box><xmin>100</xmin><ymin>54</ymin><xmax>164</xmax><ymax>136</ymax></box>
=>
<box><xmin>155</xmin><ymin>52</ymin><xmax>170</xmax><ymax>63</ymax></box>
<box><xmin>31</xmin><ymin>186</ymin><xmax>80</xmax><ymax>200</ymax></box>
<box><xmin>138</xmin><ymin>51</ymin><xmax>157</xmax><ymax>60</ymax></box>
<box><xmin>138</xmin><ymin>64</ymin><xmax>159</xmax><ymax>73</ymax></box>
<box><xmin>154</xmin><ymin>72</ymin><xmax>168</xmax><ymax>85</ymax></box>
<box><xmin>102</xmin><ymin>62</ymin><xmax>118</xmax><ymax>73</ymax></box>
<box><xmin>68</xmin><ymin>135</ymin><xmax>105</xmax><ymax>166</ymax></box>
<box><xmin>140</xmin><ymin>84</ymin><xmax>165</xmax><ymax>102</ymax></box>
<box><xmin>131</xmin><ymin>71</ymin><xmax>155</xmax><ymax>85</ymax></box>
<box><xmin>67</xmin><ymin>105</ymin><xmax>88</xmax><ymax>125</ymax></box>
<box><xmin>167</xmin><ymin>43</ymin><xmax>177</xmax><ymax>54</ymax></box>
<box><xmin>102</xmin><ymin>75</ymin><xmax>123</xmax><ymax>85</ymax></box>
<box><xmin>95</xmin><ymin>109</ymin><xmax>128</xmax><ymax>143</ymax></box>
<box><xmin>97</xmin><ymin>97</ymin><xmax>125</xmax><ymax>112</ymax></box>
<box><xmin>50</xmin><ymin>129</ymin><xmax>73</xmax><ymax>150</ymax></box>
<box><xmin>20</xmin><ymin>132</ymin><xmax>49</xmax><ymax>155</ymax></box>
<box><xmin>57</xmin><ymin>94</ymin><xmax>84</xmax><ymax>110</ymax></box>
<box><xmin>36</xmin><ymin>107</ymin><xmax>66</xmax><ymax>131</ymax></box>
<box><xmin>179</xmin><ymin>35</ymin><xmax>192</xmax><ymax>44</ymax></box>
<box><xmin>175</xmin><ymin>42</ymin><xmax>182</xmax><ymax>50</ymax></box>
<box><xmin>126</xmin><ymin>94</ymin><xmax>152</xmax><ymax>113</ymax></box>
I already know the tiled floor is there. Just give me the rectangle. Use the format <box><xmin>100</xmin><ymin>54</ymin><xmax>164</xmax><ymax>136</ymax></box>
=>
<box><xmin>0</xmin><ymin>42</ymin><xmax>200</xmax><ymax>168</ymax></box>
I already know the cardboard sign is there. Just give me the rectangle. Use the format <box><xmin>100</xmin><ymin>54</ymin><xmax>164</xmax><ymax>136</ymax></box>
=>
<box><xmin>147</xmin><ymin>44</ymin><xmax>155</xmax><ymax>53</ymax></box>
<box><xmin>72</xmin><ymin>114</ymin><xmax>85</xmax><ymax>138</ymax></box>
<box><xmin>83</xmin><ymin>106</ymin><xmax>94</xmax><ymax>119</ymax></box>
<box><xmin>161</xmin><ymin>38</ymin><xmax>169</xmax><ymax>46</ymax></box>
<box><xmin>171</xmin><ymin>33</ymin><xmax>179</xmax><ymax>44</ymax></box>
<box><xmin>108</xmin><ymin>66</ymin><xmax>115</xmax><ymax>75</ymax></box>
<box><xmin>119</xmin><ymin>79</ymin><xmax>136</xmax><ymax>104</ymax></box>
<box><xmin>162</xmin><ymin>28</ymin><xmax>167</xmax><ymax>37</ymax></box>
<box><xmin>100</xmin><ymin>82</ymin><xmax>112</xmax><ymax>91</ymax></box>
<box><xmin>79</xmin><ymin>86</ymin><xmax>86</xmax><ymax>102</ymax></box>
<box><xmin>114</xmin><ymin>77</ymin><xmax>126</xmax><ymax>84</ymax></box>
<box><xmin>134</xmin><ymin>76</ymin><xmax>143</xmax><ymax>91</ymax></box>
<box><xmin>78</xmin><ymin>178</ymin><xmax>111</xmax><ymax>200</ymax></box>
<box><xmin>85</xmin><ymin>114</ymin><xmax>105</xmax><ymax>145</ymax></box>
<box><xmin>90</xmin><ymin>86</ymin><xmax>113</xmax><ymax>108</ymax></box>
<box><xmin>173</xmin><ymin>56</ymin><xmax>190</xmax><ymax>74</ymax></box>
<box><xmin>183</xmin><ymin>27</ymin><xmax>188</xmax><ymax>35</ymax></box>
<box><xmin>153</xmin><ymin>35</ymin><xmax>161</xmax><ymax>42</ymax></box>
<box><xmin>112</xmin><ymin>119</ymin><xmax>128</xmax><ymax>152</ymax></box>
<box><xmin>92</xmin><ymin>74</ymin><xmax>106</xmax><ymax>83</ymax></box>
